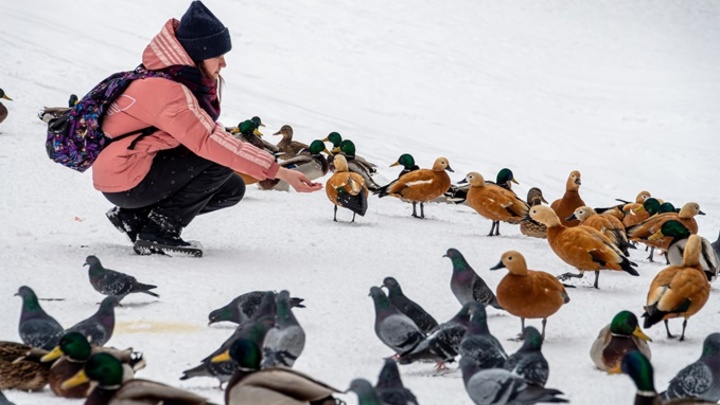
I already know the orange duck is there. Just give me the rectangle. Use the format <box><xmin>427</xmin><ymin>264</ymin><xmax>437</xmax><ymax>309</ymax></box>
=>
<box><xmin>375</xmin><ymin>157</ymin><xmax>453</xmax><ymax>219</ymax></box>
<box><xmin>626</xmin><ymin>202</ymin><xmax>705</xmax><ymax>261</ymax></box>
<box><xmin>550</xmin><ymin>170</ymin><xmax>585</xmax><ymax>227</ymax></box>
<box><xmin>520</xmin><ymin>187</ymin><xmax>549</xmax><ymax>239</ymax></box>
<box><xmin>620</xmin><ymin>190</ymin><xmax>652</xmax><ymax>227</ymax></box>
<box><xmin>490</xmin><ymin>250</ymin><xmax>570</xmax><ymax>338</ymax></box>
<box><xmin>568</xmin><ymin>206</ymin><xmax>634</xmax><ymax>256</ymax></box>
<box><xmin>462</xmin><ymin>172</ymin><xmax>529</xmax><ymax>236</ymax></box>
<box><xmin>326</xmin><ymin>154</ymin><xmax>368</xmax><ymax>222</ymax></box>
<box><xmin>642</xmin><ymin>234</ymin><xmax>710</xmax><ymax>341</ymax></box>
<box><xmin>528</xmin><ymin>205</ymin><xmax>638</xmax><ymax>289</ymax></box>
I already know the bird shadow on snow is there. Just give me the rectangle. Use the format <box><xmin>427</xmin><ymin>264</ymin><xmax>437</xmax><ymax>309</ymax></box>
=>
<box><xmin>114</xmin><ymin>300</ymin><xmax>160</xmax><ymax>309</ymax></box>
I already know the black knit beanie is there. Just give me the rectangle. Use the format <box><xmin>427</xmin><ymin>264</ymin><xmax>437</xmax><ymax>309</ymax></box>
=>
<box><xmin>176</xmin><ymin>1</ymin><xmax>232</xmax><ymax>61</ymax></box>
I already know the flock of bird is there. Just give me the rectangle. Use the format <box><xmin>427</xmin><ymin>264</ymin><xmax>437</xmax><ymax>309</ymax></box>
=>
<box><xmin>0</xmin><ymin>90</ymin><xmax>718</xmax><ymax>404</ymax></box>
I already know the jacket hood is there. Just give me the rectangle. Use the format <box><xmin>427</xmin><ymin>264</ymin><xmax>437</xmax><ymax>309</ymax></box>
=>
<box><xmin>142</xmin><ymin>19</ymin><xmax>196</xmax><ymax>70</ymax></box>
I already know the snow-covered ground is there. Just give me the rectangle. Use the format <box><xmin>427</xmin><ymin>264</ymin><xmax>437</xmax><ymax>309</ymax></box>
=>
<box><xmin>1</xmin><ymin>1</ymin><xmax>719</xmax><ymax>404</ymax></box>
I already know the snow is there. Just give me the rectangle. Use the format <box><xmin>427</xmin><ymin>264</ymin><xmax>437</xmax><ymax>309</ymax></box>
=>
<box><xmin>1</xmin><ymin>0</ymin><xmax>720</xmax><ymax>404</ymax></box>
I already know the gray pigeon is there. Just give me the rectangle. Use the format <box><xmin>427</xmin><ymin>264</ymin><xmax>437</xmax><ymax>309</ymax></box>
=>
<box><xmin>381</xmin><ymin>277</ymin><xmax>438</xmax><ymax>334</ymax></box>
<box><xmin>261</xmin><ymin>290</ymin><xmax>305</xmax><ymax>368</ymax></box>
<box><xmin>459</xmin><ymin>304</ymin><xmax>508</xmax><ymax>370</ymax></box>
<box><xmin>374</xmin><ymin>358</ymin><xmax>419</xmax><ymax>405</ymax></box>
<box><xmin>15</xmin><ymin>286</ymin><xmax>64</xmax><ymax>350</ymax></box>
<box><xmin>444</xmin><ymin>248</ymin><xmax>503</xmax><ymax>310</ymax></box>
<box><xmin>0</xmin><ymin>390</ymin><xmax>15</xmax><ymax>405</ymax></box>
<box><xmin>207</xmin><ymin>290</ymin><xmax>305</xmax><ymax>326</ymax></box>
<box><xmin>459</xmin><ymin>356</ymin><xmax>568</xmax><ymax>404</ymax></box>
<box><xmin>347</xmin><ymin>378</ymin><xmax>383</xmax><ymax>405</ymax></box>
<box><xmin>369</xmin><ymin>287</ymin><xmax>424</xmax><ymax>356</ymax></box>
<box><xmin>503</xmin><ymin>327</ymin><xmax>549</xmax><ymax>387</ymax></box>
<box><xmin>398</xmin><ymin>302</ymin><xmax>479</xmax><ymax>367</ymax></box>
<box><xmin>65</xmin><ymin>295</ymin><xmax>121</xmax><ymax>346</ymax></box>
<box><xmin>85</xmin><ymin>256</ymin><xmax>159</xmax><ymax>299</ymax></box>
<box><xmin>662</xmin><ymin>332</ymin><xmax>720</xmax><ymax>401</ymax></box>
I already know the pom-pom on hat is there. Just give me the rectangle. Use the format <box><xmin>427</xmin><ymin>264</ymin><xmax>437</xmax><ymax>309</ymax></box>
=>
<box><xmin>176</xmin><ymin>1</ymin><xmax>232</xmax><ymax>61</ymax></box>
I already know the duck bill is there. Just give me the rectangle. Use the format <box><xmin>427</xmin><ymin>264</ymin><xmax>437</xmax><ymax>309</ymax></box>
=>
<box><xmin>253</xmin><ymin>129</ymin><xmax>264</xmax><ymax>137</ymax></box>
<box><xmin>647</xmin><ymin>230</ymin><xmax>663</xmax><ymax>241</ymax></box>
<box><xmin>566</xmin><ymin>213</ymin><xmax>577</xmax><ymax>221</ymax></box>
<box><xmin>2</xmin><ymin>94</ymin><xmax>11</xmax><ymax>101</ymax></box>
<box><xmin>541</xmin><ymin>196</ymin><xmax>548</xmax><ymax>204</ymax></box>
<box><xmin>445</xmin><ymin>165</ymin><xmax>455</xmax><ymax>173</ymax></box>
<box><xmin>512</xmin><ymin>178</ymin><xmax>519</xmax><ymax>185</ymax></box>
<box><xmin>699</xmin><ymin>210</ymin><xmax>706</xmax><ymax>216</ymax></box>
<box><xmin>61</xmin><ymin>369</ymin><xmax>90</xmax><ymax>390</ymax></box>
<box><xmin>230</xmin><ymin>127</ymin><xmax>240</xmax><ymax>134</ymax></box>
<box><xmin>633</xmin><ymin>326</ymin><xmax>652</xmax><ymax>342</ymax></box>
<box><xmin>331</xmin><ymin>146</ymin><xmax>341</xmax><ymax>154</ymax></box>
<box><xmin>607</xmin><ymin>364</ymin><xmax>622</xmax><ymax>374</ymax></box>
<box><xmin>632</xmin><ymin>206</ymin><xmax>645</xmax><ymax>213</ymax></box>
<box><xmin>389</xmin><ymin>161</ymin><xmax>400</xmax><ymax>167</ymax></box>
<box><xmin>489</xmin><ymin>261</ymin><xmax>505</xmax><ymax>271</ymax></box>
<box><xmin>41</xmin><ymin>346</ymin><xmax>64</xmax><ymax>362</ymax></box>
<box><xmin>574</xmin><ymin>179</ymin><xmax>582</xmax><ymax>185</ymax></box>
<box><xmin>272</xmin><ymin>130</ymin><xmax>282</xmax><ymax>136</ymax></box>
<box><xmin>457</xmin><ymin>178</ymin><xmax>468</xmax><ymax>185</ymax></box>
<box><xmin>210</xmin><ymin>350</ymin><xmax>232</xmax><ymax>363</ymax></box>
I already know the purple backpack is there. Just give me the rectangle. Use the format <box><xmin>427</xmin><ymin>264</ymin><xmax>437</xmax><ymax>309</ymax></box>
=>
<box><xmin>45</xmin><ymin>65</ymin><xmax>170</xmax><ymax>173</ymax></box>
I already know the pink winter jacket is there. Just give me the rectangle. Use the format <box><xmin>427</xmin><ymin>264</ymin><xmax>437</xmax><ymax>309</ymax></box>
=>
<box><xmin>93</xmin><ymin>19</ymin><xmax>279</xmax><ymax>193</ymax></box>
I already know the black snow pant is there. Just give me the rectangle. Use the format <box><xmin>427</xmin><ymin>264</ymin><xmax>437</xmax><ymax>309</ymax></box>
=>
<box><xmin>103</xmin><ymin>146</ymin><xmax>246</xmax><ymax>228</ymax></box>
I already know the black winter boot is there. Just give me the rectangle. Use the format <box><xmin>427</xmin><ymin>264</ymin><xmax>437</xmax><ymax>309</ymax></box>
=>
<box><xmin>134</xmin><ymin>211</ymin><xmax>203</xmax><ymax>257</ymax></box>
<box><xmin>106</xmin><ymin>207</ymin><xmax>149</xmax><ymax>243</ymax></box>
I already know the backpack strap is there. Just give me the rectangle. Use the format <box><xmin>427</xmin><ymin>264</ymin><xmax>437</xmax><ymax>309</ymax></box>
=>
<box><xmin>106</xmin><ymin>126</ymin><xmax>158</xmax><ymax>150</ymax></box>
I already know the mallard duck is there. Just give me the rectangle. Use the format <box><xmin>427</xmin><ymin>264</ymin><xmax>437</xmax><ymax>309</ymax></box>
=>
<box><xmin>211</xmin><ymin>338</ymin><xmax>342</xmax><ymax>405</ymax></box>
<box><xmin>529</xmin><ymin>205</ymin><xmax>639</xmax><ymax>289</ymax></box>
<box><xmin>568</xmin><ymin>206</ymin><xmax>634</xmax><ymax>255</ymax></box>
<box><xmin>654</xmin><ymin>220</ymin><xmax>719</xmax><ymax>282</ymax></box>
<box><xmin>520</xmin><ymin>187</ymin><xmax>549</xmax><ymax>239</ymax></box>
<box><xmin>618</xmin><ymin>351</ymin><xmax>717</xmax><ymax>404</ymax></box>
<box><xmin>62</xmin><ymin>352</ymin><xmax>213</xmax><ymax>405</ymax></box>
<box><xmin>323</xmin><ymin>131</ymin><xmax>343</xmax><ymax>149</ymax></box>
<box><xmin>662</xmin><ymin>332</ymin><xmax>720</xmax><ymax>402</ymax></box>
<box><xmin>272</xmin><ymin>125</ymin><xmax>309</xmax><ymax>161</ymax></box>
<box><xmin>0</xmin><ymin>88</ymin><xmax>12</xmax><ymax>125</ymax></box>
<box><xmin>590</xmin><ymin>311</ymin><xmax>651</xmax><ymax>373</ymax></box>
<box><xmin>376</xmin><ymin>157</ymin><xmax>453</xmax><ymax>219</ymax></box>
<box><xmin>326</xmin><ymin>154</ymin><xmax>368</xmax><ymax>222</ymax></box>
<box><xmin>643</xmin><ymin>235</ymin><xmax>710</xmax><ymax>341</ymax></box>
<box><xmin>628</xmin><ymin>202</ymin><xmax>705</xmax><ymax>262</ymax></box>
<box><xmin>330</xmin><ymin>139</ymin><xmax>380</xmax><ymax>191</ymax></box>
<box><xmin>258</xmin><ymin>139</ymin><xmax>330</xmax><ymax>191</ymax></box>
<box><xmin>41</xmin><ymin>332</ymin><xmax>145</xmax><ymax>398</ymax></box>
<box><xmin>490</xmin><ymin>250</ymin><xmax>569</xmax><ymax>338</ymax></box>
<box><xmin>0</xmin><ymin>341</ymin><xmax>51</xmax><ymax>391</ymax></box>
<box><xmin>227</xmin><ymin>117</ymin><xmax>279</xmax><ymax>185</ymax></box>
<box><xmin>462</xmin><ymin>172</ymin><xmax>529</xmax><ymax>236</ymax></box>
<box><xmin>390</xmin><ymin>153</ymin><xmax>419</xmax><ymax>178</ymax></box>
<box><xmin>39</xmin><ymin>93</ymin><xmax>78</xmax><ymax>123</ymax></box>
<box><xmin>438</xmin><ymin>167</ymin><xmax>517</xmax><ymax>206</ymax></box>
<box><xmin>550</xmin><ymin>170</ymin><xmax>585</xmax><ymax>227</ymax></box>
<box><xmin>617</xmin><ymin>190</ymin><xmax>652</xmax><ymax>221</ymax></box>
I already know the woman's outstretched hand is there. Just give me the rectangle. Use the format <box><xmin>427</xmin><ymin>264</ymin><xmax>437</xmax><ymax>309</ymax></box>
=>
<box><xmin>275</xmin><ymin>167</ymin><xmax>323</xmax><ymax>193</ymax></box>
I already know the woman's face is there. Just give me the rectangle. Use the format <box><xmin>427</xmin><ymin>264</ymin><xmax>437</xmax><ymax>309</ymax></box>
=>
<box><xmin>201</xmin><ymin>55</ymin><xmax>226</xmax><ymax>80</ymax></box>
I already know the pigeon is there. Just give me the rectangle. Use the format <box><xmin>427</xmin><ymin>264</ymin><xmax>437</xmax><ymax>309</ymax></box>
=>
<box><xmin>0</xmin><ymin>390</ymin><xmax>15</xmax><ymax>405</ymax></box>
<box><xmin>443</xmin><ymin>248</ymin><xmax>503</xmax><ymax>310</ymax></box>
<box><xmin>85</xmin><ymin>256</ymin><xmax>159</xmax><ymax>299</ymax></box>
<box><xmin>398</xmin><ymin>301</ymin><xmax>478</xmax><ymax>367</ymax></box>
<box><xmin>459</xmin><ymin>304</ymin><xmax>508</xmax><ymax>370</ymax></box>
<box><xmin>369</xmin><ymin>287</ymin><xmax>424</xmax><ymax>356</ymax></box>
<box><xmin>374</xmin><ymin>358</ymin><xmax>419</xmax><ymax>405</ymax></box>
<box><xmin>662</xmin><ymin>332</ymin><xmax>720</xmax><ymax>401</ymax></box>
<box><xmin>64</xmin><ymin>295</ymin><xmax>121</xmax><ymax>346</ymax></box>
<box><xmin>459</xmin><ymin>356</ymin><xmax>568</xmax><ymax>404</ymax></box>
<box><xmin>347</xmin><ymin>378</ymin><xmax>384</xmax><ymax>405</ymax></box>
<box><xmin>261</xmin><ymin>290</ymin><xmax>306</xmax><ymax>368</ymax></box>
<box><xmin>207</xmin><ymin>290</ymin><xmax>305</xmax><ymax>326</ymax></box>
<box><xmin>503</xmin><ymin>327</ymin><xmax>549</xmax><ymax>387</ymax></box>
<box><xmin>381</xmin><ymin>277</ymin><xmax>438</xmax><ymax>334</ymax></box>
<box><xmin>15</xmin><ymin>286</ymin><xmax>64</xmax><ymax>350</ymax></box>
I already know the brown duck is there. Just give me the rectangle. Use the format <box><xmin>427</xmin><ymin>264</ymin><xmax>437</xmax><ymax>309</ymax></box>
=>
<box><xmin>463</xmin><ymin>172</ymin><xmax>529</xmax><ymax>236</ymax></box>
<box><xmin>550</xmin><ymin>170</ymin><xmax>585</xmax><ymax>227</ymax></box>
<box><xmin>568</xmin><ymin>206</ymin><xmax>634</xmax><ymax>255</ymax></box>
<box><xmin>520</xmin><ymin>187</ymin><xmax>549</xmax><ymax>239</ymax></box>
<box><xmin>273</xmin><ymin>125</ymin><xmax>310</xmax><ymax>161</ymax></box>
<box><xmin>326</xmin><ymin>154</ymin><xmax>368</xmax><ymax>222</ymax></box>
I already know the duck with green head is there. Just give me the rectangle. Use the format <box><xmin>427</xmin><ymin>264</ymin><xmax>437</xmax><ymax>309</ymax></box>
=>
<box><xmin>258</xmin><ymin>139</ymin><xmax>330</xmax><ymax>191</ymax></box>
<box><xmin>228</xmin><ymin>116</ymin><xmax>278</xmax><ymax>153</ymax></box>
<box><xmin>62</xmin><ymin>352</ymin><xmax>212</xmax><ymax>405</ymax></box>
<box><xmin>329</xmin><ymin>139</ymin><xmax>379</xmax><ymax>191</ymax></box>
<box><xmin>618</xmin><ymin>350</ymin><xmax>716</xmax><ymax>405</ymax></box>
<box><xmin>0</xmin><ymin>88</ymin><xmax>12</xmax><ymax>125</ymax></box>
<box><xmin>390</xmin><ymin>153</ymin><xmax>419</xmax><ymax>178</ymax></box>
<box><xmin>41</xmin><ymin>332</ymin><xmax>145</xmax><ymax>398</ymax></box>
<box><xmin>323</xmin><ymin>131</ymin><xmax>343</xmax><ymax>149</ymax></box>
<box><xmin>590</xmin><ymin>310</ymin><xmax>652</xmax><ymax>373</ymax></box>
<box><xmin>656</xmin><ymin>220</ymin><xmax>719</xmax><ymax>282</ymax></box>
<box><xmin>211</xmin><ymin>338</ymin><xmax>342</xmax><ymax>404</ymax></box>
